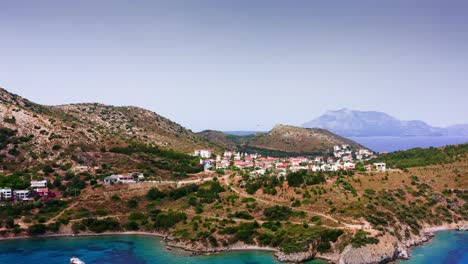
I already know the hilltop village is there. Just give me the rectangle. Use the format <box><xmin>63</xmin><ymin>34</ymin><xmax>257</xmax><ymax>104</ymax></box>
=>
<box><xmin>195</xmin><ymin>145</ymin><xmax>385</xmax><ymax>174</ymax></box>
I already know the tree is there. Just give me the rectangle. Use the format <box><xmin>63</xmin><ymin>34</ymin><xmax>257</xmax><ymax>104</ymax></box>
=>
<box><xmin>147</xmin><ymin>188</ymin><xmax>166</xmax><ymax>200</ymax></box>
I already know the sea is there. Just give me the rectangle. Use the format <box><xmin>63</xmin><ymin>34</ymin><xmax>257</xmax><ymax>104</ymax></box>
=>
<box><xmin>349</xmin><ymin>136</ymin><xmax>468</xmax><ymax>152</ymax></box>
<box><xmin>0</xmin><ymin>231</ymin><xmax>466</xmax><ymax>264</ymax></box>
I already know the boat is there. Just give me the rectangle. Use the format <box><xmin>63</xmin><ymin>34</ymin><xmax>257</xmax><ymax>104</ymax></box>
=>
<box><xmin>70</xmin><ymin>257</ymin><xmax>85</xmax><ymax>264</ymax></box>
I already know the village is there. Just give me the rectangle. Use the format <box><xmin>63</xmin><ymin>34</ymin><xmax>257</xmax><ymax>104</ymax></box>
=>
<box><xmin>0</xmin><ymin>145</ymin><xmax>387</xmax><ymax>204</ymax></box>
<box><xmin>194</xmin><ymin>145</ymin><xmax>386</xmax><ymax>176</ymax></box>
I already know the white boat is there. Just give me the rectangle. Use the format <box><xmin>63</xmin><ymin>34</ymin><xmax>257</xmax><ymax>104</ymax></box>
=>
<box><xmin>70</xmin><ymin>257</ymin><xmax>85</xmax><ymax>264</ymax></box>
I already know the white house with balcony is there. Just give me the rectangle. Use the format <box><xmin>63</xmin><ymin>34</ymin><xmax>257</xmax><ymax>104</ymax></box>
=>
<box><xmin>31</xmin><ymin>180</ymin><xmax>47</xmax><ymax>190</ymax></box>
<box><xmin>373</xmin><ymin>162</ymin><xmax>386</xmax><ymax>172</ymax></box>
<box><xmin>14</xmin><ymin>190</ymin><xmax>30</xmax><ymax>201</ymax></box>
<box><xmin>104</xmin><ymin>174</ymin><xmax>136</xmax><ymax>184</ymax></box>
<box><xmin>0</xmin><ymin>187</ymin><xmax>12</xmax><ymax>200</ymax></box>
<box><xmin>194</xmin><ymin>149</ymin><xmax>213</xmax><ymax>158</ymax></box>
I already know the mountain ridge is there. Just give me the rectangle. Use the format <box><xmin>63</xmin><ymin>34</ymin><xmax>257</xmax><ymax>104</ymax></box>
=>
<box><xmin>302</xmin><ymin>108</ymin><xmax>468</xmax><ymax>137</ymax></box>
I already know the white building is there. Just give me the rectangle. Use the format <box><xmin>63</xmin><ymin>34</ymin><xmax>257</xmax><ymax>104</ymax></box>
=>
<box><xmin>73</xmin><ymin>165</ymin><xmax>90</xmax><ymax>173</ymax></box>
<box><xmin>344</xmin><ymin>162</ymin><xmax>356</xmax><ymax>170</ymax></box>
<box><xmin>31</xmin><ymin>180</ymin><xmax>47</xmax><ymax>189</ymax></box>
<box><xmin>359</xmin><ymin>149</ymin><xmax>372</xmax><ymax>156</ymax></box>
<box><xmin>14</xmin><ymin>190</ymin><xmax>30</xmax><ymax>201</ymax></box>
<box><xmin>104</xmin><ymin>174</ymin><xmax>136</xmax><ymax>184</ymax></box>
<box><xmin>194</xmin><ymin>149</ymin><xmax>213</xmax><ymax>158</ymax></box>
<box><xmin>374</xmin><ymin>162</ymin><xmax>386</xmax><ymax>172</ymax></box>
<box><xmin>0</xmin><ymin>187</ymin><xmax>12</xmax><ymax>200</ymax></box>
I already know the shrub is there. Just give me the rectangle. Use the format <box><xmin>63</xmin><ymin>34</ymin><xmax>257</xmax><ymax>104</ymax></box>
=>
<box><xmin>28</xmin><ymin>224</ymin><xmax>47</xmax><ymax>235</ymax></box>
<box><xmin>351</xmin><ymin>230</ymin><xmax>379</xmax><ymax>248</ymax></box>
<box><xmin>263</xmin><ymin>206</ymin><xmax>292</xmax><ymax>221</ymax></box>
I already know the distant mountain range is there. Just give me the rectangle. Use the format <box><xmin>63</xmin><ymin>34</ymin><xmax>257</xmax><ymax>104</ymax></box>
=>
<box><xmin>302</xmin><ymin>109</ymin><xmax>468</xmax><ymax>137</ymax></box>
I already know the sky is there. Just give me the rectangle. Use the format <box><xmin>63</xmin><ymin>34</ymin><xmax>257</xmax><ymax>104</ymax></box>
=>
<box><xmin>1</xmin><ymin>0</ymin><xmax>467</xmax><ymax>131</ymax></box>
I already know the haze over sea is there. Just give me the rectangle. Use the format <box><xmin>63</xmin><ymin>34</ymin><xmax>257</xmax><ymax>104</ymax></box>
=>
<box><xmin>0</xmin><ymin>231</ymin><xmax>466</xmax><ymax>264</ymax></box>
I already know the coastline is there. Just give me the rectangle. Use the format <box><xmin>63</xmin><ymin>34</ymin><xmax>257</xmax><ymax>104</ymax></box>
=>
<box><xmin>0</xmin><ymin>222</ymin><xmax>466</xmax><ymax>264</ymax></box>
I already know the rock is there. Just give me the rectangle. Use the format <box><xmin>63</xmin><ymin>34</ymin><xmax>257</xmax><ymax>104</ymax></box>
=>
<box><xmin>275</xmin><ymin>250</ymin><xmax>315</xmax><ymax>263</ymax></box>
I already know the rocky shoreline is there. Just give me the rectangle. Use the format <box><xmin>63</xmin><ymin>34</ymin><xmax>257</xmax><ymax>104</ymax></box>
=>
<box><xmin>0</xmin><ymin>222</ymin><xmax>466</xmax><ymax>263</ymax></box>
<box><xmin>162</xmin><ymin>221</ymin><xmax>468</xmax><ymax>264</ymax></box>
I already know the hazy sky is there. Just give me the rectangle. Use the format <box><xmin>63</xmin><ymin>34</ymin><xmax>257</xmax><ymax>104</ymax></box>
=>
<box><xmin>1</xmin><ymin>0</ymin><xmax>467</xmax><ymax>131</ymax></box>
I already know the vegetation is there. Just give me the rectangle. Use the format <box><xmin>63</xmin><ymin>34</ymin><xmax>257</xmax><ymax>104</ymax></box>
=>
<box><xmin>351</xmin><ymin>230</ymin><xmax>379</xmax><ymax>248</ymax></box>
<box><xmin>286</xmin><ymin>170</ymin><xmax>326</xmax><ymax>187</ymax></box>
<box><xmin>370</xmin><ymin>144</ymin><xmax>468</xmax><ymax>169</ymax></box>
<box><xmin>263</xmin><ymin>206</ymin><xmax>292</xmax><ymax>221</ymax></box>
<box><xmin>110</xmin><ymin>143</ymin><xmax>202</xmax><ymax>173</ymax></box>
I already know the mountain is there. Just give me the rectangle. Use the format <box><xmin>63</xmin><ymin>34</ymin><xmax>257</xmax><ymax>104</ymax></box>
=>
<box><xmin>302</xmin><ymin>108</ymin><xmax>468</xmax><ymax>137</ymax></box>
<box><xmin>200</xmin><ymin>124</ymin><xmax>365</xmax><ymax>155</ymax></box>
<box><xmin>0</xmin><ymin>87</ymin><xmax>217</xmax><ymax>169</ymax></box>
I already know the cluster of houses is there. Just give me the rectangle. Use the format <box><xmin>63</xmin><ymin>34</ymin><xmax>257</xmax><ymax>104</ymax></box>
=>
<box><xmin>194</xmin><ymin>146</ymin><xmax>386</xmax><ymax>175</ymax></box>
<box><xmin>0</xmin><ymin>180</ymin><xmax>56</xmax><ymax>202</ymax></box>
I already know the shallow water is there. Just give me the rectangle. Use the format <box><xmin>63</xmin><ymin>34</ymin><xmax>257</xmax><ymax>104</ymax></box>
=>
<box><xmin>0</xmin><ymin>235</ymin><xmax>326</xmax><ymax>264</ymax></box>
<box><xmin>0</xmin><ymin>231</ymin><xmax>465</xmax><ymax>264</ymax></box>
<box><xmin>398</xmin><ymin>230</ymin><xmax>468</xmax><ymax>264</ymax></box>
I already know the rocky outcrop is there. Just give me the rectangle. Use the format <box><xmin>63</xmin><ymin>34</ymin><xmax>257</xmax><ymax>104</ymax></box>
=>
<box><xmin>275</xmin><ymin>247</ymin><xmax>316</xmax><ymax>263</ymax></box>
<box><xmin>339</xmin><ymin>234</ymin><xmax>399</xmax><ymax>264</ymax></box>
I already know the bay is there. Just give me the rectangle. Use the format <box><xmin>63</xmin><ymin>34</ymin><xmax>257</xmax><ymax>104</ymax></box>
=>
<box><xmin>0</xmin><ymin>235</ymin><xmax>326</xmax><ymax>264</ymax></box>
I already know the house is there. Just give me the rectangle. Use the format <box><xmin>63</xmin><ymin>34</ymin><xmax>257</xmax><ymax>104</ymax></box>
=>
<box><xmin>344</xmin><ymin>162</ymin><xmax>356</xmax><ymax>170</ymax></box>
<box><xmin>34</xmin><ymin>188</ymin><xmax>55</xmax><ymax>200</ymax></box>
<box><xmin>374</xmin><ymin>162</ymin><xmax>386</xmax><ymax>172</ymax></box>
<box><xmin>359</xmin><ymin>149</ymin><xmax>372</xmax><ymax>156</ymax></box>
<box><xmin>342</xmin><ymin>155</ymin><xmax>352</xmax><ymax>162</ymax></box>
<box><xmin>250</xmin><ymin>169</ymin><xmax>266</xmax><ymax>176</ymax></box>
<box><xmin>31</xmin><ymin>180</ymin><xmax>47</xmax><ymax>189</ymax></box>
<box><xmin>223</xmin><ymin>151</ymin><xmax>234</xmax><ymax>157</ymax></box>
<box><xmin>309</xmin><ymin>164</ymin><xmax>321</xmax><ymax>172</ymax></box>
<box><xmin>290</xmin><ymin>165</ymin><xmax>307</xmax><ymax>172</ymax></box>
<box><xmin>314</xmin><ymin>156</ymin><xmax>323</xmax><ymax>163</ymax></box>
<box><xmin>334</xmin><ymin>162</ymin><xmax>344</xmax><ymax>171</ymax></box>
<box><xmin>234</xmin><ymin>160</ymin><xmax>253</xmax><ymax>169</ymax></box>
<box><xmin>194</xmin><ymin>149</ymin><xmax>213</xmax><ymax>158</ymax></box>
<box><xmin>0</xmin><ymin>187</ymin><xmax>12</xmax><ymax>200</ymax></box>
<box><xmin>216</xmin><ymin>160</ymin><xmax>230</xmax><ymax>169</ymax></box>
<box><xmin>73</xmin><ymin>165</ymin><xmax>90</xmax><ymax>173</ymax></box>
<box><xmin>14</xmin><ymin>190</ymin><xmax>30</xmax><ymax>201</ymax></box>
<box><xmin>104</xmin><ymin>174</ymin><xmax>136</xmax><ymax>184</ymax></box>
<box><xmin>333</xmin><ymin>145</ymin><xmax>341</xmax><ymax>151</ymax></box>
<box><xmin>276</xmin><ymin>163</ymin><xmax>288</xmax><ymax>170</ymax></box>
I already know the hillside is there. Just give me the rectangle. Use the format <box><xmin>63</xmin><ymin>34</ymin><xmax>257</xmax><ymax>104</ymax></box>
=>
<box><xmin>369</xmin><ymin>143</ymin><xmax>468</xmax><ymax>169</ymax></box>
<box><xmin>200</xmin><ymin>124</ymin><xmax>365</xmax><ymax>156</ymax></box>
<box><xmin>0</xmin><ymin>143</ymin><xmax>466</xmax><ymax>264</ymax></box>
<box><xmin>302</xmin><ymin>108</ymin><xmax>468</xmax><ymax>137</ymax></box>
<box><xmin>0</xmin><ymin>87</ymin><xmax>216</xmax><ymax>171</ymax></box>
<box><xmin>248</xmin><ymin>125</ymin><xmax>364</xmax><ymax>153</ymax></box>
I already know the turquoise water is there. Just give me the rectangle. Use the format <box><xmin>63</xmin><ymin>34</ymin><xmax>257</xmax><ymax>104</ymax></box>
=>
<box><xmin>399</xmin><ymin>230</ymin><xmax>468</xmax><ymax>264</ymax></box>
<box><xmin>0</xmin><ymin>231</ymin><xmax>465</xmax><ymax>264</ymax></box>
<box><xmin>0</xmin><ymin>235</ymin><xmax>325</xmax><ymax>264</ymax></box>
